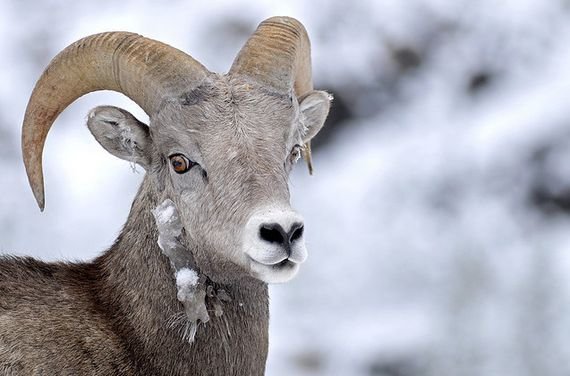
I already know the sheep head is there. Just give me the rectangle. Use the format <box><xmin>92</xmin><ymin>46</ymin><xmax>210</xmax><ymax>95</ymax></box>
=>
<box><xmin>21</xmin><ymin>17</ymin><xmax>330</xmax><ymax>284</ymax></box>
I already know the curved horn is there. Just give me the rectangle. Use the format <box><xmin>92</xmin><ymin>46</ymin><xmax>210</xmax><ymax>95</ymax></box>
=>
<box><xmin>230</xmin><ymin>17</ymin><xmax>316</xmax><ymax>173</ymax></box>
<box><xmin>229</xmin><ymin>16</ymin><xmax>313</xmax><ymax>96</ymax></box>
<box><xmin>22</xmin><ymin>32</ymin><xmax>209</xmax><ymax>210</ymax></box>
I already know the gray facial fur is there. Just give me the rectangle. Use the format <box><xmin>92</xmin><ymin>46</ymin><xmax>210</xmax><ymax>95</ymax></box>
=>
<box><xmin>89</xmin><ymin>74</ymin><xmax>331</xmax><ymax>285</ymax></box>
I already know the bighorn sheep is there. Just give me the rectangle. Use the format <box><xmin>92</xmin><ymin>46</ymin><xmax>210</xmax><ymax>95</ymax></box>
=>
<box><xmin>0</xmin><ymin>17</ymin><xmax>330</xmax><ymax>375</ymax></box>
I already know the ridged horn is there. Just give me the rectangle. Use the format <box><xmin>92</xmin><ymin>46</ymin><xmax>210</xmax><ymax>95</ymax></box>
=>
<box><xmin>22</xmin><ymin>32</ymin><xmax>209</xmax><ymax>210</ymax></box>
<box><xmin>229</xmin><ymin>16</ymin><xmax>315</xmax><ymax>173</ymax></box>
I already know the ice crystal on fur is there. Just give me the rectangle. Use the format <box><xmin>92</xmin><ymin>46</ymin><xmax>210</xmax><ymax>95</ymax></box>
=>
<box><xmin>152</xmin><ymin>200</ymin><xmax>210</xmax><ymax>343</ymax></box>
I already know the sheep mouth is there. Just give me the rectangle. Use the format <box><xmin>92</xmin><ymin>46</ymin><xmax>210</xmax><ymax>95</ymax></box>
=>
<box><xmin>246</xmin><ymin>255</ymin><xmax>300</xmax><ymax>283</ymax></box>
<box><xmin>272</xmin><ymin>259</ymin><xmax>295</xmax><ymax>269</ymax></box>
<box><xmin>248</xmin><ymin>256</ymin><xmax>297</xmax><ymax>269</ymax></box>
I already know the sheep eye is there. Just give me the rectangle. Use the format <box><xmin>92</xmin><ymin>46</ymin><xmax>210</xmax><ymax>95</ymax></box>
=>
<box><xmin>169</xmin><ymin>154</ymin><xmax>194</xmax><ymax>174</ymax></box>
<box><xmin>290</xmin><ymin>144</ymin><xmax>303</xmax><ymax>164</ymax></box>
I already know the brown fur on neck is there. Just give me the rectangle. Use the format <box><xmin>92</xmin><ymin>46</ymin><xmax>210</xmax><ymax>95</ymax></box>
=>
<box><xmin>0</xmin><ymin>176</ymin><xmax>269</xmax><ymax>375</ymax></box>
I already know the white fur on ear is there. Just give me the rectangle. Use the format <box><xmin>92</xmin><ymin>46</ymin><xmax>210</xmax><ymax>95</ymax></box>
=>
<box><xmin>87</xmin><ymin>106</ymin><xmax>152</xmax><ymax>169</ymax></box>
<box><xmin>299</xmin><ymin>90</ymin><xmax>332</xmax><ymax>143</ymax></box>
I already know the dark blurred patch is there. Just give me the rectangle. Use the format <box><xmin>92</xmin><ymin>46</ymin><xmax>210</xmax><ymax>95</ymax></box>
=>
<box><xmin>531</xmin><ymin>187</ymin><xmax>570</xmax><ymax>214</ymax></box>
<box><xmin>375</xmin><ymin>43</ymin><xmax>425</xmax><ymax>99</ymax></box>
<box><xmin>368</xmin><ymin>356</ymin><xmax>425</xmax><ymax>376</ymax></box>
<box><xmin>312</xmin><ymin>44</ymin><xmax>425</xmax><ymax>150</ymax></box>
<box><xmin>391</xmin><ymin>47</ymin><xmax>422</xmax><ymax>73</ymax></box>
<box><xmin>528</xmin><ymin>134</ymin><xmax>570</xmax><ymax>216</ymax></box>
<box><xmin>467</xmin><ymin>71</ymin><xmax>494</xmax><ymax>94</ymax></box>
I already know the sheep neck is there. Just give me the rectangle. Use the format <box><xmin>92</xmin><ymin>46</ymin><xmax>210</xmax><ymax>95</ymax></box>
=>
<box><xmin>94</xmin><ymin>176</ymin><xmax>269</xmax><ymax>375</ymax></box>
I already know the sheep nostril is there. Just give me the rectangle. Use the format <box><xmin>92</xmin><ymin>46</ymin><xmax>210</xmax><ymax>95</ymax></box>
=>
<box><xmin>259</xmin><ymin>224</ymin><xmax>285</xmax><ymax>245</ymax></box>
<box><xmin>258</xmin><ymin>222</ymin><xmax>304</xmax><ymax>259</ymax></box>
<box><xmin>289</xmin><ymin>224</ymin><xmax>304</xmax><ymax>243</ymax></box>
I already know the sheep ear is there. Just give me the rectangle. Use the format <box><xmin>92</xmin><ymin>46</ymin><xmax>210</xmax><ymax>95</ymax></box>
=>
<box><xmin>299</xmin><ymin>90</ymin><xmax>331</xmax><ymax>143</ymax></box>
<box><xmin>297</xmin><ymin>91</ymin><xmax>331</xmax><ymax>175</ymax></box>
<box><xmin>87</xmin><ymin>106</ymin><xmax>152</xmax><ymax>169</ymax></box>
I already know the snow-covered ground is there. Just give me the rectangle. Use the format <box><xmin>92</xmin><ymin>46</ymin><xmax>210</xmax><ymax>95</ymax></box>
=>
<box><xmin>2</xmin><ymin>1</ymin><xmax>570</xmax><ymax>375</ymax></box>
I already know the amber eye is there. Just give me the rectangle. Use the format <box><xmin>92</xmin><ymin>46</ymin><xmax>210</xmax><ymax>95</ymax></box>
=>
<box><xmin>169</xmin><ymin>154</ymin><xmax>194</xmax><ymax>174</ymax></box>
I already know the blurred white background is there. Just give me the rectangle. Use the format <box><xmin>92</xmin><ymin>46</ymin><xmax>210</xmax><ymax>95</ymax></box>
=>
<box><xmin>2</xmin><ymin>1</ymin><xmax>570</xmax><ymax>375</ymax></box>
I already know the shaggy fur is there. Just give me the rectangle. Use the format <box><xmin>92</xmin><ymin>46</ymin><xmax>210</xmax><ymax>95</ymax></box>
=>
<box><xmin>0</xmin><ymin>177</ymin><xmax>269</xmax><ymax>375</ymax></box>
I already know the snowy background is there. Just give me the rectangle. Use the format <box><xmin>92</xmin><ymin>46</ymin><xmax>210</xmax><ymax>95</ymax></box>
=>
<box><xmin>2</xmin><ymin>1</ymin><xmax>570</xmax><ymax>375</ymax></box>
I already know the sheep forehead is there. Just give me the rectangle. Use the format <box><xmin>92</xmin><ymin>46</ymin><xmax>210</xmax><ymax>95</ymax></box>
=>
<box><xmin>151</xmin><ymin>76</ymin><xmax>298</xmax><ymax>161</ymax></box>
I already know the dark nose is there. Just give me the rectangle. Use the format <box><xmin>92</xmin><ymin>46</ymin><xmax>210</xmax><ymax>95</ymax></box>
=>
<box><xmin>259</xmin><ymin>222</ymin><xmax>304</xmax><ymax>255</ymax></box>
